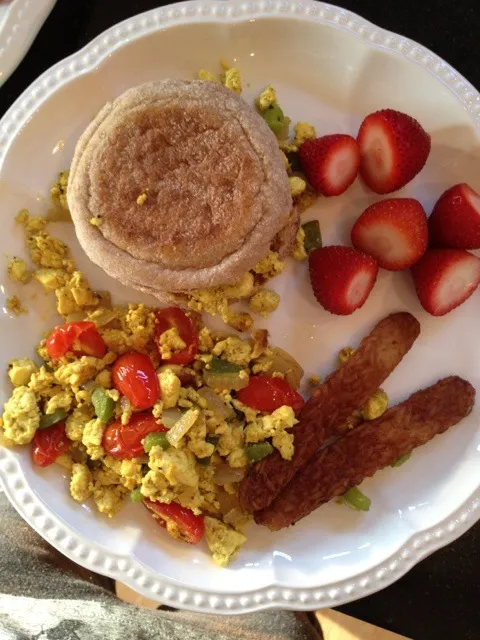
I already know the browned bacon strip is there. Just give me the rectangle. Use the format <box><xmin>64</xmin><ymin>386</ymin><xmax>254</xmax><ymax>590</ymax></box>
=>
<box><xmin>239</xmin><ymin>312</ymin><xmax>421</xmax><ymax>513</ymax></box>
<box><xmin>255</xmin><ymin>376</ymin><xmax>475</xmax><ymax>530</ymax></box>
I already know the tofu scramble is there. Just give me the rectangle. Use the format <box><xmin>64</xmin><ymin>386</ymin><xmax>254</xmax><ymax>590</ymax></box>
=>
<box><xmin>1</xmin><ymin>209</ymin><xmax>308</xmax><ymax>567</ymax></box>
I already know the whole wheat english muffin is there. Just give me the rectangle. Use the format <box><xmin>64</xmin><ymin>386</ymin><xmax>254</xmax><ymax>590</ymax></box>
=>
<box><xmin>68</xmin><ymin>79</ymin><xmax>292</xmax><ymax>300</ymax></box>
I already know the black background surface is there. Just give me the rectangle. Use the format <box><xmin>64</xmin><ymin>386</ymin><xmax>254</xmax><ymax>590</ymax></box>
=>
<box><xmin>1</xmin><ymin>2</ymin><xmax>479</xmax><ymax>639</ymax></box>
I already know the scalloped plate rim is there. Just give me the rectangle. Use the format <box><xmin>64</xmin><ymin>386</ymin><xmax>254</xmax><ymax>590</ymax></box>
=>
<box><xmin>0</xmin><ymin>0</ymin><xmax>57</xmax><ymax>88</ymax></box>
<box><xmin>0</xmin><ymin>0</ymin><xmax>479</xmax><ymax>614</ymax></box>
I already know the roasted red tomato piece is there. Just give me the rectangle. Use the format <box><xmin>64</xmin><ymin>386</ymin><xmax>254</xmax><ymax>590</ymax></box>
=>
<box><xmin>103</xmin><ymin>413</ymin><xmax>167</xmax><ymax>459</ymax></box>
<box><xmin>144</xmin><ymin>498</ymin><xmax>205</xmax><ymax>544</ymax></box>
<box><xmin>236</xmin><ymin>376</ymin><xmax>305</xmax><ymax>414</ymax></box>
<box><xmin>32</xmin><ymin>421</ymin><xmax>71</xmax><ymax>467</ymax></box>
<box><xmin>112</xmin><ymin>352</ymin><xmax>160</xmax><ymax>410</ymax></box>
<box><xmin>155</xmin><ymin>307</ymin><xmax>198</xmax><ymax>365</ymax></box>
<box><xmin>46</xmin><ymin>321</ymin><xmax>107</xmax><ymax>360</ymax></box>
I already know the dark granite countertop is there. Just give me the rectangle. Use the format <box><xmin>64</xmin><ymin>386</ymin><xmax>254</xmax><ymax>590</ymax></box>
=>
<box><xmin>0</xmin><ymin>2</ymin><xmax>478</xmax><ymax>638</ymax></box>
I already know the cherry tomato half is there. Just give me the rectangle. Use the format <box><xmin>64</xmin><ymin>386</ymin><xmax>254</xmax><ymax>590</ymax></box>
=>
<box><xmin>144</xmin><ymin>498</ymin><xmax>205</xmax><ymax>544</ymax></box>
<box><xmin>112</xmin><ymin>352</ymin><xmax>160</xmax><ymax>410</ymax></box>
<box><xmin>103</xmin><ymin>413</ymin><xmax>167</xmax><ymax>459</ymax></box>
<box><xmin>32</xmin><ymin>421</ymin><xmax>71</xmax><ymax>467</ymax></box>
<box><xmin>155</xmin><ymin>307</ymin><xmax>198</xmax><ymax>365</ymax></box>
<box><xmin>46</xmin><ymin>321</ymin><xmax>107</xmax><ymax>360</ymax></box>
<box><xmin>236</xmin><ymin>376</ymin><xmax>305</xmax><ymax>414</ymax></box>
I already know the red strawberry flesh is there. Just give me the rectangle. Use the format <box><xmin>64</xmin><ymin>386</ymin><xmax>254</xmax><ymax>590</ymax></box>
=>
<box><xmin>299</xmin><ymin>135</ymin><xmax>360</xmax><ymax>197</ymax></box>
<box><xmin>357</xmin><ymin>109</ymin><xmax>431</xmax><ymax>194</ymax></box>
<box><xmin>429</xmin><ymin>183</ymin><xmax>480</xmax><ymax>250</ymax></box>
<box><xmin>308</xmin><ymin>245</ymin><xmax>379</xmax><ymax>315</ymax></box>
<box><xmin>411</xmin><ymin>249</ymin><xmax>480</xmax><ymax>316</ymax></box>
<box><xmin>351</xmin><ymin>198</ymin><xmax>428</xmax><ymax>270</ymax></box>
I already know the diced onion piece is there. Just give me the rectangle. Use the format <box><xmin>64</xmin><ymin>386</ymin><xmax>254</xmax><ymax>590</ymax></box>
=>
<box><xmin>65</xmin><ymin>311</ymin><xmax>86</xmax><ymax>322</ymax></box>
<box><xmin>216</xmin><ymin>488</ymin><xmax>240</xmax><ymax>515</ymax></box>
<box><xmin>166</xmin><ymin>409</ymin><xmax>199</xmax><ymax>447</ymax></box>
<box><xmin>91</xmin><ymin>309</ymin><xmax>118</xmax><ymax>327</ymax></box>
<box><xmin>198</xmin><ymin>387</ymin><xmax>233</xmax><ymax>420</ymax></box>
<box><xmin>213</xmin><ymin>462</ymin><xmax>245</xmax><ymax>485</ymax></box>
<box><xmin>269</xmin><ymin>347</ymin><xmax>304</xmax><ymax>389</ymax></box>
<box><xmin>162</xmin><ymin>408</ymin><xmax>183</xmax><ymax>429</ymax></box>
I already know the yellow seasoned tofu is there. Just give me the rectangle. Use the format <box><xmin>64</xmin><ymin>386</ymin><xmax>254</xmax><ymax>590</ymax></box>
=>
<box><xmin>7</xmin><ymin>257</ymin><xmax>30</xmax><ymax>283</ymax></box>
<box><xmin>293</xmin><ymin>121</ymin><xmax>316</xmax><ymax>146</ymax></box>
<box><xmin>197</xmin><ymin>326</ymin><xmax>214</xmax><ymax>353</ymax></box>
<box><xmin>222</xmin><ymin>68</ymin><xmax>242</xmax><ymax>93</ymax></box>
<box><xmin>248</xmin><ymin>289</ymin><xmax>280</xmax><ymax>318</ymax></box>
<box><xmin>50</xmin><ymin>170</ymin><xmax>69</xmax><ymax>211</ymax></box>
<box><xmin>245</xmin><ymin>405</ymin><xmax>297</xmax><ymax>460</ymax></box>
<box><xmin>27</xmin><ymin>232</ymin><xmax>68</xmax><ymax>269</ymax></box>
<box><xmin>187</xmin><ymin>417</ymin><xmax>214</xmax><ymax>460</ymax></box>
<box><xmin>150</xmin><ymin>446</ymin><xmax>199</xmax><ymax>488</ymax></box>
<box><xmin>2</xmin><ymin>386</ymin><xmax>40</xmax><ymax>444</ymax></box>
<box><xmin>212</xmin><ymin>336</ymin><xmax>252</xmax><ymax>367</ymax></box>
<box><xmin>67</xmin><ymin>271</ymin><xmax>98</xmax><ymax>307</ymax></box>
<box><xmin>256</xmin><ymin>85</ymin><xmax>277</xmax><ymax>111</ymax></box>
<box><xmin>34</xmin><ymin>268</ymin><xmax>67</xmax><ymax>291</ymax></box>
<box><xmin>157</xmin><ymin>368</ymin><xmax>181</xmax><ymax>409</ymax></box>
<box><xmin>119</xmin><ymin>459</ymin><xmax>143</xmax><ymax>491</ymax></box>
<box><xmin>93</xmin><ymin>483</ymin><xmax>126</xmax><ymax>518</ymax></box>
<box><xmin>95</xmin><ymin>369</ymin><xmax>112</xmax><ymax>389</ymax></box>
<box><xmin>28</xmin><ymin>367</ymin><xmax>56</xmax><ymax>396</ymax></box>
<box><xmin>362</xmin><ymin>389</ymin><xmax>389</xmax><ymax>420</ymax></box>
<box><xmin>217</xmin><ymin>423</ymin><xmax>246</xmax><ymax>468</ymax></box>
<box><xmin>8</xmin><ymin>357</ymin><xmax>38</xmax><ymax>387</ymax></box>
<box><xmin>44</xmin><ymin>389</ymin><xmax>73</xmax><ymax>415</ymax></box>
<box><xmin>253</xmin><ymin>251</ymin><xmax>285</xmax><ymax>279</ymax></box>
<box><xmin>70</xmin><ymin>463</ymin><xmax>94</xmax><ymax>502</ymax></box>
<box><xmin>289</xmin><ymin>176</ymin><xmax>307</xmax><ymax>197</ymax></box>
<box><xmin>158</xmin><ymin>327</ymin><xmax>186</xmax><ymax>360</ymax></box>
<box><xmin>291</xmin><ymin>227</ymin><xmax>307</xmax><ymax>261</ymax></box>
<box><xmin>65</xmin><ymin>405</ymin><xmax>94</xmax><ymax>441</ymax></box>
<box><xmin>82</xmin><ymin>418</ymin><xmax>106</xmax><ymax>460</ymax></box>
<box><xmin>54</xmin><ymin>355</ymin><xmax>113</xmax><ymax>387</ymax></box>
<box><xmin>204</xmin><ymin>516</ymin><xmax>246</xmax><ymax>567</ymax></box>
<box><xmin>100</xmin><ymin>328</ymin><xmax>130</xmax><ymax>354</ymax></box>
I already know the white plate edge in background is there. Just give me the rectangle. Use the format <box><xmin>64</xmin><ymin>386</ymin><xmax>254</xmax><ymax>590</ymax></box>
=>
<box><xmin>0</xmin><ymin>0</ymin><xmax>56</xmax><ymax>88</ymax></box>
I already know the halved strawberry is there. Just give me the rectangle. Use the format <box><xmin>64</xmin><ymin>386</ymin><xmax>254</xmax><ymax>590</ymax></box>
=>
<box><xmin>298</xmin><ymin>134</ymin><xmax>360</xmax><ymax>196</ymax></box>
<box><xmin>411</xmin><ymin>249</ymin><xmax>480</xmax><ymax>316</ymax></box>
<box><xmin>429</xmin><ymin>183</ymin><xmax>480</xmax><ymax>250</ymax></box>
<box><xmin>308</xmin><ymin>245</ymin><xmax>379</xmax><ymax>315</ymax></box>
<box><xmin>357</xmin><ymin>109</ymin><xmax>431</xmax><ymax>194</ymax></box>
<box><xmin>351</xmin><ymin>198</ymin><xmax>428</xmax><ymax>271</ymax></box>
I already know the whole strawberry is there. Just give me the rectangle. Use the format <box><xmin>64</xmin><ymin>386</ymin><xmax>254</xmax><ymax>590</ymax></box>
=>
<box><xmin>308</xmin><ymin>245</ymin><xmax>379</xmax><ymax>315</ymax></box>
<box><xmin>298</xmin><ymin>134</ymin><xmax>360</xmax><ymax>196</ymax></box>
<box><xmin>411</xmin><ymin>249</ymin><xmax>480</xmax><ymax>316</ymax></box>
<box><xmin>351</xmin><ymin>198</ymin><xmax>428</xmax><ymax>270</ymax></box>
<box><xmin>357</xmin><ymin>109</ymin><xmax>431</xmax><ymax>194</ymax></box>
<box><xmin>428</xmin><ymin>183</ymin><xmax>480</xmax><ymax>249</ymax></box>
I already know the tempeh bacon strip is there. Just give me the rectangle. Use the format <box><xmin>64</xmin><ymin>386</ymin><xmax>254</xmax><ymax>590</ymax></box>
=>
<box><xmin>255</xmin><ymin>376</ymin><xmax>475</xmax><ymax>530</ymax></box>
<box><xmin>239</xmin><ymin>312</ymin><xmax>421</xmax><ymax>513</ymax></box>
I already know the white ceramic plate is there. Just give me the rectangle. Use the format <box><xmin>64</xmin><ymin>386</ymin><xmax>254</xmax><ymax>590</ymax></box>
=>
<box><xmin>0</xmin><ymin>0</ymin><xmax>56</xmax><ymax>87</ymax></box>
<box><xmin>0</xmin><ymin>0</ymin><xmax>479</xmax><ymax>615</ymax></box>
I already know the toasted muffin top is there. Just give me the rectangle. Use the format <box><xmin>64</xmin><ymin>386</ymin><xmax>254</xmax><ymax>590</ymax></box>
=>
<box><xmin>68</xmin><ymin>79</ymin><xmax>292</xmax><ymax>293</ymax></box>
